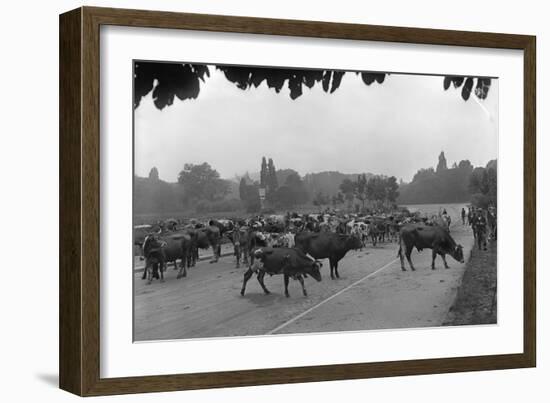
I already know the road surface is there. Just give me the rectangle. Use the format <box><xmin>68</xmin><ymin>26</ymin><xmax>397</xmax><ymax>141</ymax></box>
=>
<box><xmin>134</xmin><ymin>203</ymin><xmax>475</xmax><ymax>341</ymax></box>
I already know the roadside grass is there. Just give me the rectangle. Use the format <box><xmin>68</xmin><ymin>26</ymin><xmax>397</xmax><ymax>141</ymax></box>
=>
<box><xmin>443</xmin><ymin>239</ymin><xmax>497</xmax><ymax>326</ymax></box>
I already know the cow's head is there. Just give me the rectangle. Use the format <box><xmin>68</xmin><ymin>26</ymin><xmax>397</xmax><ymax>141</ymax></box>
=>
<box><xmin>346</xmin><ymin>235</ymin><xmax>363</xmax><ymax>250</ymax></box>
<box><xmin>451</xmin><ymin>244</ymin><xmax>465</xmax><ymax>263</ymax></box>
<box><xmin>305</xmin><ymin>261</ymin><xmax>323</xmax><ymax>282</ymax></box>
<box><xmin>142</xmin><ymin>234</ymin><xmax>165</xmax><ymax>255</ymax></box>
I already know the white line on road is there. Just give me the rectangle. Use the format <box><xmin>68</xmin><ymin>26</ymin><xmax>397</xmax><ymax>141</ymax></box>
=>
<box><xmin>266</xmin><ymin>257</ymin><xmax>399</xmax><ymax>335</ymax></box>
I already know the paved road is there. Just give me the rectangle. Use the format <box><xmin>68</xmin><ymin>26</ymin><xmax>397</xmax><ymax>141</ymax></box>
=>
<box><xmin>134</xmin><ymin>204</ymin><xmax>474</xmax><ymax>341</ymax></box>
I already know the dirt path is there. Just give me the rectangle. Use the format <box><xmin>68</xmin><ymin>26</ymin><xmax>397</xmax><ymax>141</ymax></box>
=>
<box><xmin>272</xmin><ymin>210</ymin><xmax>474</xmax><ymax>335</ymax></box>
<box><xmin>134</xmin><ymin>203</ymin><xmax>478</xmax><ymax>341</ymax></box>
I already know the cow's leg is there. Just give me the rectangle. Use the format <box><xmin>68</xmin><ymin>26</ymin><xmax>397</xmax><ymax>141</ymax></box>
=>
<box><xmin>297</xmin><ymin>275</ymin><xmax>307</xmax><ymax>297</ymax></box>
<box><xmin>176</xmin><ymin>257</ymin><xmax>187</xmax><ymax>279</ymax></box>
<box><xmin>405</xmin><ymin>246</ymin><xmax>416</xmax><ymax>271</ymax></box>
<box><xmin>284</xmin><ymin>274</ymin><xmax>290</xmax><ymax>298</ymax></box>
<box><xmin>234</xmin><ymin>245</ymin><xmax>240</xmax><ymax>268</ymax></box>
<box><xmin>145</xmin><ymin>262</ymin><xmax>153</xmax><ymax>285</ymax></box>
<box><xmin>329</xmin><ymin>258</ymin><xmax>335</xmax><ymax>279</ymax></box>
<box><xmin>398</xmin><ymin>242</ymin><xmax>406</xmax><ymax>271</ymax></box>
<box><xmin>152</xmin><ymin>263</ymin><xmax>160</xmax><ymax>280</ymax></box>
<box><xmin>431</xmin><ymin>249</ymin><xmax>437</xmax><ymax>270</ymax></box>
<box><xmin>334</xmin><ymin>258</ymin><xmax>340</xmax><ymax>278</ymax></box>
<box><xmin>257</xmin><ymin>270</ymin><xmax>270</xmax><ymax>294</ymax></box>
<box><xmin>242</xmin><ymin>243</ymin><xmax>249</xmax><ymax>265</ymax></box>
<box><xmin>159</xmin><ymin>262</ymin><xmax>165</xmax><ymax>282</ymax></box>
<box><xmin>240</xmin><ymin>268</ymin><xmax>253</xmax><ymax>296</ymax></box>
<box><xmin>477</xmin><ymin>230</ymin><xmax>483</xmax><ymax>250</ymax></box>
<box><xmin>209</xmin><ymin>244</ymin><xmax>219</xmax><ymax>263</ymax></box>
<box><xmin>440</xmin><ymin>253</ymin><xmax>450</xmax><ymax>269</ymax></box>
<box><xmin>173</xmin><ymin>260</ymin><xmax>178</xmax><ymax>270</ymax></box>
<box><xmin>141</xmin><ymin>263</ymin><xmax>148</xmax><ymax>280</ymax></box>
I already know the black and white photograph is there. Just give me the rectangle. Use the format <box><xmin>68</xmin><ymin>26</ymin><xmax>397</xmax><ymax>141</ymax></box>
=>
<box><xmin>132</xmin><ymin>61</ymin><xmax>498</xmax><ymax>342</ymax></box>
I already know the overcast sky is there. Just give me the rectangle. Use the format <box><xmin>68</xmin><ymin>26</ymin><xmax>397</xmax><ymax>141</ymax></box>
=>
<box><xmin>134</xmin><ymin>65</ymin><xmax>498</xmax><ymax>183</ymax></box>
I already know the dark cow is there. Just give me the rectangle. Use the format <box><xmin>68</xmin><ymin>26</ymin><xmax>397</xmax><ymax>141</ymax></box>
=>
<box><xmin>295</xmin><ymin>232</ymin><xmax>362</xmax><ymax>279</ymax></box>
<box><xmin>141</xmin><ymin>232</ymin><xmax>193</xmax><ymax>281</ymax></box>
<box><xmin>209</xmin><ymin>219</ymin><xmax>234</xmax><ymax>239</ymax></box>
<box><xmin>141</xmin><ymin>235</ymin><xmax>166</xmax><ymax>284</ymax></box>
<box><xmin>133</xmin><ymin>224</ymin><xmax>154</xmax><ymax>259</ymax></box>
<box><xmin>186</xmin><ymin>225</ymin><xmax>221</xmax><ymax>265</ymax></box>
<box><xmin>387</xmin><ymin>219</ymin><xmax>401</xmax><ymax>243</ymax></box>
<box><xmin>226</xmin><ymin>227</ymin><xmax>251</xmax><ymax>268</ymax></box>
<box><xmin>240</xmin><ymin>247</ymin><xmax>322</xmax><ymax>297</ymax></box>
<box><xmin>398</xmin><ymin>224</ymin><xmax>464</xmax><ymax>271</ymax></box>
<box><xmin>367</xmin><ymin>219</ymin><xmax>386</xmax><ymax>246</ymax></box>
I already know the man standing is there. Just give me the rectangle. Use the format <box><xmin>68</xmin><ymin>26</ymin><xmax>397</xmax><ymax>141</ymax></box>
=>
<box><xmin>472</xmin><ymin>209</ymin><xmax>488</xmax><ymax>251</ymax></box>
<box><xmin>461</xmin><ymin>207</ymin><xmax>466</xmax><ymax>225</ymax></box>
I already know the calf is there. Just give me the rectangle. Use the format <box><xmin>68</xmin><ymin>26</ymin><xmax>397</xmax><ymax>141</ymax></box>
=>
<box><xmin>240</xmin><ymin>247</ymin><xmax>322</xmax><ymax>297</ymax></box>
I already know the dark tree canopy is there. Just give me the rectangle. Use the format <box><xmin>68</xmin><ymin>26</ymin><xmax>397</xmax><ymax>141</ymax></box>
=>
<box><xmin>148</xmin><ymin>167</ymin><xmax>159</xmax><ymax>181</ymax></box>
<box><xmin>177</xmin><ymin>162</ymin><xmax>229</xmax><ymax>202</ymax></box>
<box><xmin>134</xmin><ymin>62</ymin><xmax>210</xmax><ymax>109</ymax></box>
<box><xmin>443</xmin><ymin>76</ymin><xmax>491</xmax><ymax>101</ymax></box>
<box><xmin>134</xmin><ymin>62</ymin><xmax>491</xmax><ymax>110</ymax></box>
<box><xmin>436</xmin><ymin>151</ymin><xmax>448</xmax><ymax>173</ymax></box>
<box><xmin>398</xmin><ymin>153</ymin><xmax>490</xmax><ymax>205</ymax></box>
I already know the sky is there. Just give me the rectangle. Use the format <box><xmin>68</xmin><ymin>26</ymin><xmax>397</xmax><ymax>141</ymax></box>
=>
<box><xmin>134</xmin><ymin>64</ymin><xmax>498</xmax><ymax>183</ymax></box>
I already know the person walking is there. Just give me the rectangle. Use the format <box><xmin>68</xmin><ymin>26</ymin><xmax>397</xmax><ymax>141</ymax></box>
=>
<box><xmin>472</xmin><ymin>209</ymin><xmax>488</xmax><ymax>251</ymax></box>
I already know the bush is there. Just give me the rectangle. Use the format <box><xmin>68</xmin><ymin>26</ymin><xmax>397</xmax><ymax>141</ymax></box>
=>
<box><xmin>470</xmin><ymin>193</ymin><xmax>491</xmax><ymax>209</ymax></box>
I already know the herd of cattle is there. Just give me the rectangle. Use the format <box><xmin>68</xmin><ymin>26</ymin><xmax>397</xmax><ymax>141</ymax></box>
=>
<box><xmin>134</xmin><ymin>207</ymin><xmax>494</xmax><ymax>297</ymax></box>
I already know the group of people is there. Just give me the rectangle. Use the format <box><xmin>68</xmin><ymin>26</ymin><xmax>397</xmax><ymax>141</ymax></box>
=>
<box><xmin>461</xmin><ymin>205</ymin><xmax>497</xmax><ymax>251</ymax></box>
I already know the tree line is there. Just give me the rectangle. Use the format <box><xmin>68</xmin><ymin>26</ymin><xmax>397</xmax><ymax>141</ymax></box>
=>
<box><xmin>135</xmin><ymin>153</ymin><xmax>497</xmax><ymax>216</ymax></box>
<box><xmin>397</xmin><ymin>152</ymin><xmax>497</xmax><ymax>207</ymax></box>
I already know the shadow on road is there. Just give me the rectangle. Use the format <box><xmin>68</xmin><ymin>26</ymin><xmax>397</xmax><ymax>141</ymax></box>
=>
<box><xmin>240</xmin><ymin>292</ymin><xmax>292</xmax><ymax>307</ymax></box>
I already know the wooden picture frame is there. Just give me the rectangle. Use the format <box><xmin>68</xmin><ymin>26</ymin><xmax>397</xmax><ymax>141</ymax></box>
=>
<box><xmin>59</xmin><ymin>6</ymin><xmax>536</xmax><ymax>396</ymax></box>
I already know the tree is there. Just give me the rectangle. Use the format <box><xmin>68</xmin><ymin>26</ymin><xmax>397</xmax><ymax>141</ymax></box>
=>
<box><xmin>339</xmin><ymin>178</ymin><xmax>356</xmax><ymax>208</ymax></box>
<box><xmin>177</xmin><ymin>162</ymin><xmax>229</xmax><ymax>202</ymax></box>
<box><xmin>367</xmin><ymin>176</ymin><xmax>387</xmax><ymax>202</ymax></box>
<box><xmin>412</xmin><ymin>167</ymin><xmax>436</xmax><ymax>182</ymax></box>
<box><xmin>134</xmin><ymin>61</ymin><xmax>492</xmax><ymax>110</ymax></box>
<box><xmin>273</xmin><ymin>172</ymin><xmax>308</xmax><ymax>208</ymax></box>
<box><xmin>443</xmin><ymin>76</ymin><xmax>491</xmax><ymax>101</ymax></box>
<box><xmin>354</xmin><ymin>174</ymin><xmax>369</xmax><ymax>209</ymax></box>
<box><xmin>385</xmin><ymin>176</ymin><xmax>399</xmax><ymax>202</ymax></box>
<box><xmin>148</xmin><ymin>167</ymin><xmax>159</xmax><ymax>181</ymax></box>
<box><xmin>469</xmin><ymin>161</ymin><xmax>497</xmax><ymax>207</ymax></box>
<box><xmin>266</xmin><ymin>158</ymin><xmax>279</xmax><ymax>199</ymax></box>
<box><xmin>260</xmin><ymin>157</ymin><xmax>268</xmax><ymax>188</ymax></box>
<box><xmin>313</xmin><ymin>191</ymin><xmax>329</xmax><ymax>207</ymax></box>
<box><xmin>436</xmin><ymin>151</ymin><xmax>448</xmax><ymax>173</ymax></box>
<box><xmin>242</xmin><ymin>183</ymin><xmax>261</xmax><ymax>213</ymax></box>
<box><xmin>239</xmin><ymin>177</ymin><xmax>246</xmax><ymax>201</ymax></box>
<box><xmin>272</xmin><ymin>186</ymin><xmax>295</xmax><ymax>209</ymax></box>
<box><xmin>458</xmin><ymin>160</ymin><xmax>474</xmax><ymax>171</ymax></box>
